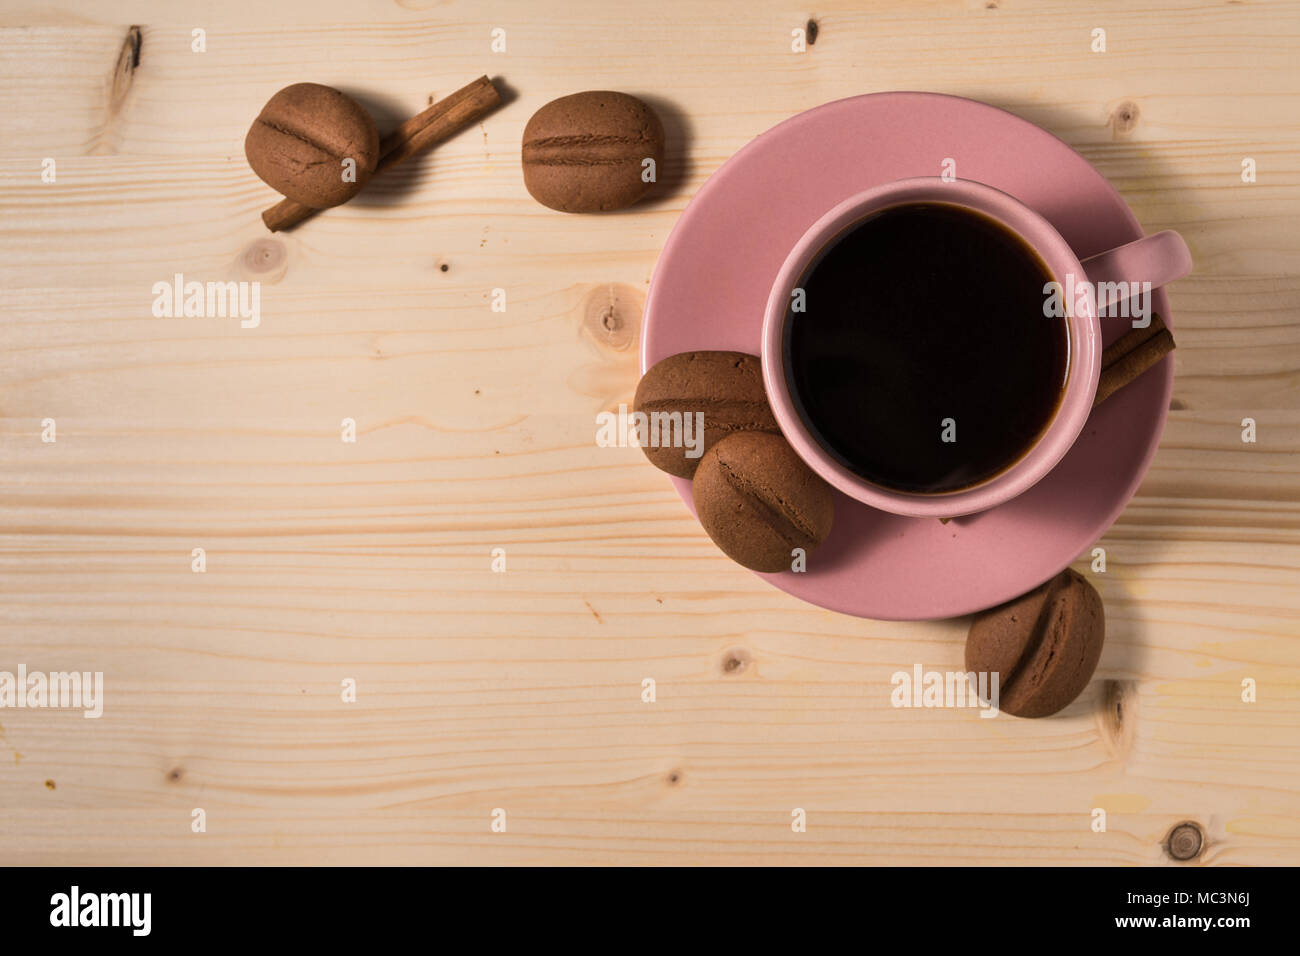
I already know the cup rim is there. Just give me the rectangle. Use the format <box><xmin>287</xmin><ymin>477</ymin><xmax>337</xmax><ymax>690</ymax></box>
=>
<box><xmin>760</xmin><ymin>176</ymin><xmax>1102</xmax><ymax>518</ymax></box>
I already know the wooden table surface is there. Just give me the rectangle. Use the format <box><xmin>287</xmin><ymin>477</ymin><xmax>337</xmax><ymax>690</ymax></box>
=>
<box><xmin>1</xmin><ymin>0</ymin><xmax>1297</xmax><ymax>866</ymax></box>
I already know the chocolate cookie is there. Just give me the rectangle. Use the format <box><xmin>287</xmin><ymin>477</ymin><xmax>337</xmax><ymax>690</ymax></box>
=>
<box><xmin>634</xmin><ymin>351</ymin><xmax>779</xmax><ymax>478</ymax></box>
<box><xmin>965</xmin><ymin>569</ymin><xmax>1105</xmax><ymax>718</ymax></box>
<box><xmin>245</xmin><ymin>83</ymin><xmax>380</xmax><ymax>209</ymax></box>
<box><xmin>692</xmin><ymin>431</ymin><xmax>834</xmax><ymax>573</ymax></box>
<box><xmin>521</xmin><ymin>91</ymin><xmax>665</xmax><ymax>213</ymax></box>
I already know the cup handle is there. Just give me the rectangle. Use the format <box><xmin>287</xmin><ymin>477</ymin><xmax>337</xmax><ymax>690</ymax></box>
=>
<box><xmin>1079</xmin><ymin>231</ymin><xmax>1192</xmax><ymax>325</ymax></box>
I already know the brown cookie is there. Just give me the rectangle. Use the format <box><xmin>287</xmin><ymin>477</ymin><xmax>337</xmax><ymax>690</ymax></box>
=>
<box><xmin>633</xmin><ymin>351</ymin><xmax>779</xmax><ymax>478</ymax></box>
<box><xmin>965</xmin><ymin>569</ymin><xmax>1105</xmax><ymax>718</ymax></box>
<box><xmin>245</xmin><ymin>83</ymin><xmax>380</xmax><ymax>209</ymax></box>
<box><xmin>521</xmin><ymin>91</ymin><xmax>665</xmax><ymax>213</ymax></box>
<box><xmin>692</xmin><ymin>431</ymin><xmax>834</xmax><ymax>573</ymax></box>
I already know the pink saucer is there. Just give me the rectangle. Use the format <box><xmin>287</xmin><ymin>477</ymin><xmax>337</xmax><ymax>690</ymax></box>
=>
<box><xmin>641</xmin><ymin>91</ymin><xmax>1173</xmax><ymax>621</ymax></box>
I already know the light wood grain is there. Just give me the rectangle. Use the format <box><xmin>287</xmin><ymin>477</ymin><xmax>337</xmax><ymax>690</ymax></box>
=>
<box><xmin>0</xmin><ymin>0</ymin><xmax>1297</xmax><ymax>865</ymax></box>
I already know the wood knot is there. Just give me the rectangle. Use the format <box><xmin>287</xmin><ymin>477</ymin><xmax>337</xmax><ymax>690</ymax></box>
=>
<box><xmin>720</xmin><ymin>647</ymin><xmax>753</xmax><ymax>675</ymax></box>
<box><xmin>1110</xmin><ymin>100</ymin><xmax>1140</xmax><ymax>139</ymax></box>
<box><xmin>666</xmin><ymin>769</ymin><xmax>683</xmax><ymax>786</ymax></box>
<box><xmin>167</xmin><ymin>767</ymin><xmax>184</xmax><ymax>783</ymax></box>
<box><xmin>1097</xmin><ymin>679</ymin><xmax>1137</xmax><ymax>760</ymax></box>
<box><xmin>240</xmin><ymin>238</ymin><xmax>287</xmax><ymax>281</ymax></box>
<box><xmin>580</xmin><ymin>283</ymin><xmax>642</xmax><ymax>352</ymax></box>
<box><xmin>90</xmin><ymin>25</ymin><xmax>143</xmax><ymax>155</ymax></box>
<box><xmin>109</xmin><ymin>26</ymin><xmax>142</xmax><ymax>114</ymax></box>
<box><xmin>569</xmin><ymin>283</ymin><xmax>643</xmax><ymax>405</ymax></box>
<box><xmin>1165</xmin><ymin>821</ymin><xmax>1204</xmax><ymax>861</ymax></box>
<box><xmin>805</xmin><ymin>19</ymin><xmax>819</xmax><ymax>44</ymax></box>
<box><xmin>44</xmin><ymin>779</ymin><xmax>56</xmax><ymax>790</ymax></box>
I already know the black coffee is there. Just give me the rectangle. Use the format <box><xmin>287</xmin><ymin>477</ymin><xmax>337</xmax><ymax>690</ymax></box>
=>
<box><xmin>783</xmin><ymin>202</ymin><xmax>1068</xmax><ymax>494</ymax></box>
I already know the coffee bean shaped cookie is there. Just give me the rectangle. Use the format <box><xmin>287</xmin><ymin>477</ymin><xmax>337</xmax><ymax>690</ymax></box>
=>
<box><xmin>245</xmin><ymin>83</ymin><xmax>380</xmax><ymax>209</ymax></box>
<box><xmin>965</xmin><ymin>569</ymin><xmax>1105</xmax><ymax>718</ymax></box>
<box><xmin>693</xmin><ymin>431</ymin><xmax>834</xmax><ymax>573</ymax></box>
<box><xmin>634</xmin><ymin>351</ymin><xmax>779</xmax><ymax>478</ymax></box>
<box><xmin>521</xmin><ymin>91</ymin><xmax>665</xmax><ymax>213</ymax></box>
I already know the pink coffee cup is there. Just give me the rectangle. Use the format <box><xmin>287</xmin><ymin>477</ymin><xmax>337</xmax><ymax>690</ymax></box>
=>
<box><xmin>760</xmin><ymin>177</ymin><xmax>1191</xmax><ymax>517</ymax></box>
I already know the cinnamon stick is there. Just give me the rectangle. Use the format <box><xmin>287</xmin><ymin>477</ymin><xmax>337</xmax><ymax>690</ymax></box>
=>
<box><xmin>1093</xmin><ymin>312</ymin><xmax>1176</xmax><ymax>407</ymax></box>
<box><xmin>261</xmin><ymin>75</ymin><xmax>502</xmax><ymax>232</ymax></box>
